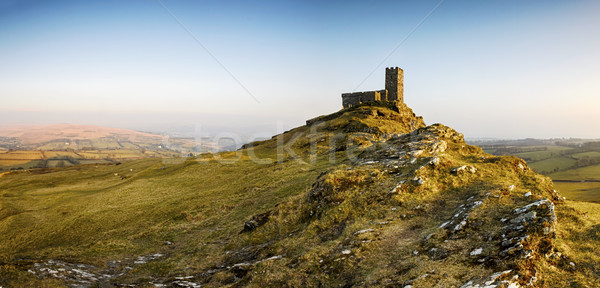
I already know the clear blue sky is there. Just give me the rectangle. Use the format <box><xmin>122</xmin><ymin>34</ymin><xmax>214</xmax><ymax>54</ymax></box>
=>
<box><xmin>1</xmin><ymin>0</ymin><xmax>599</xmax><ymax>138</ymax></box>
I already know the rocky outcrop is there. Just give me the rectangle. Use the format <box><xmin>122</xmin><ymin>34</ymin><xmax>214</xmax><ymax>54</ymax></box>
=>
<box><xmin>230</xmin><ymin>122</ymin><xmax>566</xmax><ymax>287</ymax></box>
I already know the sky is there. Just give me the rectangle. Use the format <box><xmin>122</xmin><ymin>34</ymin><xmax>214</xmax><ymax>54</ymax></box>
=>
<box><xmin>0</xmin><ymin>0</ymin><xmax>599</xmax><ymax>139</ymax></box>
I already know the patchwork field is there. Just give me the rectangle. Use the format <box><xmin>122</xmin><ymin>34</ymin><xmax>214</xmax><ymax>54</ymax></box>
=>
<box><xmin>0</xmin><ymin>124</ymin><xmax>215</xmax><ymax>158</ymax></box>
<box><xmin>528</xmin><ymin>156</ymin><xmax>577</xmax><ymax>174</ymax></box>
<box><xmin>572</xmin><ymin>151</ymin><xmax>600</xmax><ymax>159</ymax></box>
<box><xmin>511</xmin><ymin>146</ymin><xmax>573</xmax><ymax>162</ymax></box>
<box><xmin>43</xmin><ymin>151</ymin><xmax>80</xmax><ymax>158</ymax></box>
<box><xmin>0</xmin><ymin>159</ymin><xmax>36</xmax><ymax>166</ymax></box>
<box><xmin>0</xmin><ymin>124</ymin><xmax>214</xmax><ymax>170</ymax></box>
<box><xmin>0</xmin><ymin>149</ymin><xmax>181</xmax><ymax>170</ymax></box>
<box><xmin>550</xmin><ymin>164</ymin><xmax>600</xmax><ymax>180</ymax></box>
<box><xmin>474</xmin><ymin>139</ymin><xmax>600</xmax><ymax>203</ymax></box>
<box><xmin>0</xmin><ymin>150</ymin><xmax>44</xmax><ymax>159</ymax></box>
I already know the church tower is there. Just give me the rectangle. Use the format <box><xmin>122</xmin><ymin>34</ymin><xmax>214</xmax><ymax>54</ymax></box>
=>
<box><xmin>385</xmin><ymin>67</ymin><xmax>403</xmax><ymax>102</ymax></box>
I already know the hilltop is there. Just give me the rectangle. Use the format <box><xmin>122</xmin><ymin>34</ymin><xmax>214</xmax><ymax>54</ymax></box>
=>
<box><xmin>0</xmin><ymin>102</ymin><xmax>598</xmax><ymax>287</ymax></box>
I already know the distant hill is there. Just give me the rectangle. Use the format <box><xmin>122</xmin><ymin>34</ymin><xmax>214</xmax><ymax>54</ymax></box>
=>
<box><xmin>0</xmin><ymin>124</ymin><xmax>217</xmax><ymax>170</ymax></box>
<box><xmin>0</xmin><ymin>123</ymin><xmax>162</xmax><ymax>145</ymax></box>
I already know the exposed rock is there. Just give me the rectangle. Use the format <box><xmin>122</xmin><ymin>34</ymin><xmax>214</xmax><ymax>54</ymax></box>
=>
<box><xmin>389</xmin><ymin>182</ymin><xmax>405</xmax><ymax>194</ymax></box>
<box><xmin>412</xmin><ymin>177</ymin><xmax>424</xmax><ymax>185</ymax></box>
<box><xmin>241</xmin><ymin>210</ymin><xmax>272</xmax><ymax>233</ymax></box>
<box><xmin>172</xmin><ymin>280</ymin><xmax>202</xmax><ymax>287</ymax></box>
<box><xmin>428</xmin><ymin>247</ymin><xmax>450</xmax><ymax>260</ymax></box>
<box><xmin>353</xmin><ymin>229</ymin><xmax>374</xmax><ymax>235</ymax></box>
<box><xmin>134</xmin><ymin>253</ymin><xmax>164</xmax><ymax>264</ymax></box>
<box><xmin>452</xmin><ymin>165</ymin><xmax>477</xmax><ymax>175</ymax></box>
<box><xmin>231</xmin><ymin>262</ymin><xmax>253</xmax><ymax>278</ymax></box>
<box><xmin>261</xmin><ymin>255</ymin><xmax>284</xmax><ymax>262</ymax></box>
<box><xmin>470</xmin><ymin>248</ymin><xmax>483</xmax><ymax>256</ymax></box>
<box><xmin>410</xmin><ymin>150</ymin><xmax>424</xmax><ymax>157</ymax></box>
<box><xmin>460</xmin><ymin>270</ymin><xmax>515</xmax><ymax>288</ymax></box>
<box><xmin>439</xmin><ymin>196</ymin><xmax>484</xmax><ymax>233</ymax></box>
<box><xmin>430</xmin><ymin>140</ymin><xmax>447</xmax><ymax>154</ymax></box>
<box><xmin>27</xmin><ymin>253</ymin><xmax>167</xmax><ymax>288</ymax></box>
<box><xmin>550</xmin><ymin>189</ymin><xmax>566</xmax><ymax>203</ymax></box>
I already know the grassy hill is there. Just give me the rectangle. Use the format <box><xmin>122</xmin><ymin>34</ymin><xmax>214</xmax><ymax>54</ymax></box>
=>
<box><xmin>0</xmin><ymin>102</ymin><xmax>598</xmax><ymax>287</ymax></box>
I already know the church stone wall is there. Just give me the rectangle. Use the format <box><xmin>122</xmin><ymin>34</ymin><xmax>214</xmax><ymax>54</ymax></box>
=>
<box><xmin>341</xmin><ymin>67</ymin><xmax>404</xmax><ymax>108</ymax></box>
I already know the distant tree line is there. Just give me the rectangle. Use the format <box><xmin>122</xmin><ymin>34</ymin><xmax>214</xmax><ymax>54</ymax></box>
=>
<box><xmin>33</xmin><ymin>156</ymin><xmax>80</xmax><ymax>169</ymax></box>
<box><xmin>554</xmin><ymin>140</ymin><xmax>600</xmax><ymax>148</ymax></box>
<box><xmin>574</xmin><ymin>156</ymin><xmax>600</xmax><ymax>168</ymax></box>
<box><xmin>491</xmin><ymin>146</ymin><xmax>547</xmax><ymax>155</ymax></box>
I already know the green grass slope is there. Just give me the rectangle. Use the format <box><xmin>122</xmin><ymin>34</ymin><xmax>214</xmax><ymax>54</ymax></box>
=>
<box><xmin>0</xmin><ymin>103</ymin><xmax>598</xmax><ymax>287</ymax></box>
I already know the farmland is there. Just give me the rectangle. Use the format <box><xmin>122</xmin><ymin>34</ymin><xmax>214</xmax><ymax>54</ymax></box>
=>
<box><xmin>0</xmin><ymin>149</ymin><xmax>181</xmax><ymax>170</ymax></box>
<box><xmin>473</xmin><ymin>138</ymin><xmax>600</xmax><ymax>202</ymax></box>
<box><xmin>0</xmin><ymin>124</ymin><xmax>216</xmax><ymax>153</ymax></box>
<box><xmin>0</xmin><ymin>124</ymin><xmax>213</xmax><ymax>171</ymax></box>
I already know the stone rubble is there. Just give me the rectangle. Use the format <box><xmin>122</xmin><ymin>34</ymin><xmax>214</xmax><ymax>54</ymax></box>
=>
<box><xmin>25</xmin><ymin>252</ymin><xmax>208</xmax><ymax>288</ymax></box>
<box><xmin>28</xmin><ymin>259</ymin><xmax>114</xmax><ymax>288</ymax></box>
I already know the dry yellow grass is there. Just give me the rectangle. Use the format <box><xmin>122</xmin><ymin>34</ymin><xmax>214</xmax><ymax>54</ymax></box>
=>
<box><xmin>77</xmin><ymin>150</ymin><xmax>144</xmax><ymax>159</ymax></box>
<box><xmin>0</xmin><ymin>151</ymin><xmax>43</xmax><ymax>160</ymax></box>
<box><xmin>76</xmin><ymin>152</ymin><xmax>100</xmax><ymax>159</ymax></box>
<box><xmin>0</xmin><ymin>151</ymin><xmax>44</xmax><ymax>168</ymax></box>
<box><xmin>43</xmin><ymin>151</ymin><xmax>80</xmax><ymax>158</ymax></box>
<box><xmin>0</xmin><ymin>149</ymin><xmax>151</xmax><ymax>168</ymax></box>
<box><xmin>0</xmin><ymin>159</ymin><xmax>33</xmax><ymax>166</ymax></box>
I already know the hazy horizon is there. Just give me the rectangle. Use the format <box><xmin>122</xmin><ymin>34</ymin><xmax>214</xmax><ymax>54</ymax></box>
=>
<box><xmin>1</xmin><ymin>110</ymin><xmax>600</xmax><ymax>142</ymax></box>
<box><xmin>1</xmin><ymin>0</ymin><xmax>599</xmax><ymax>139</ymax></box>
